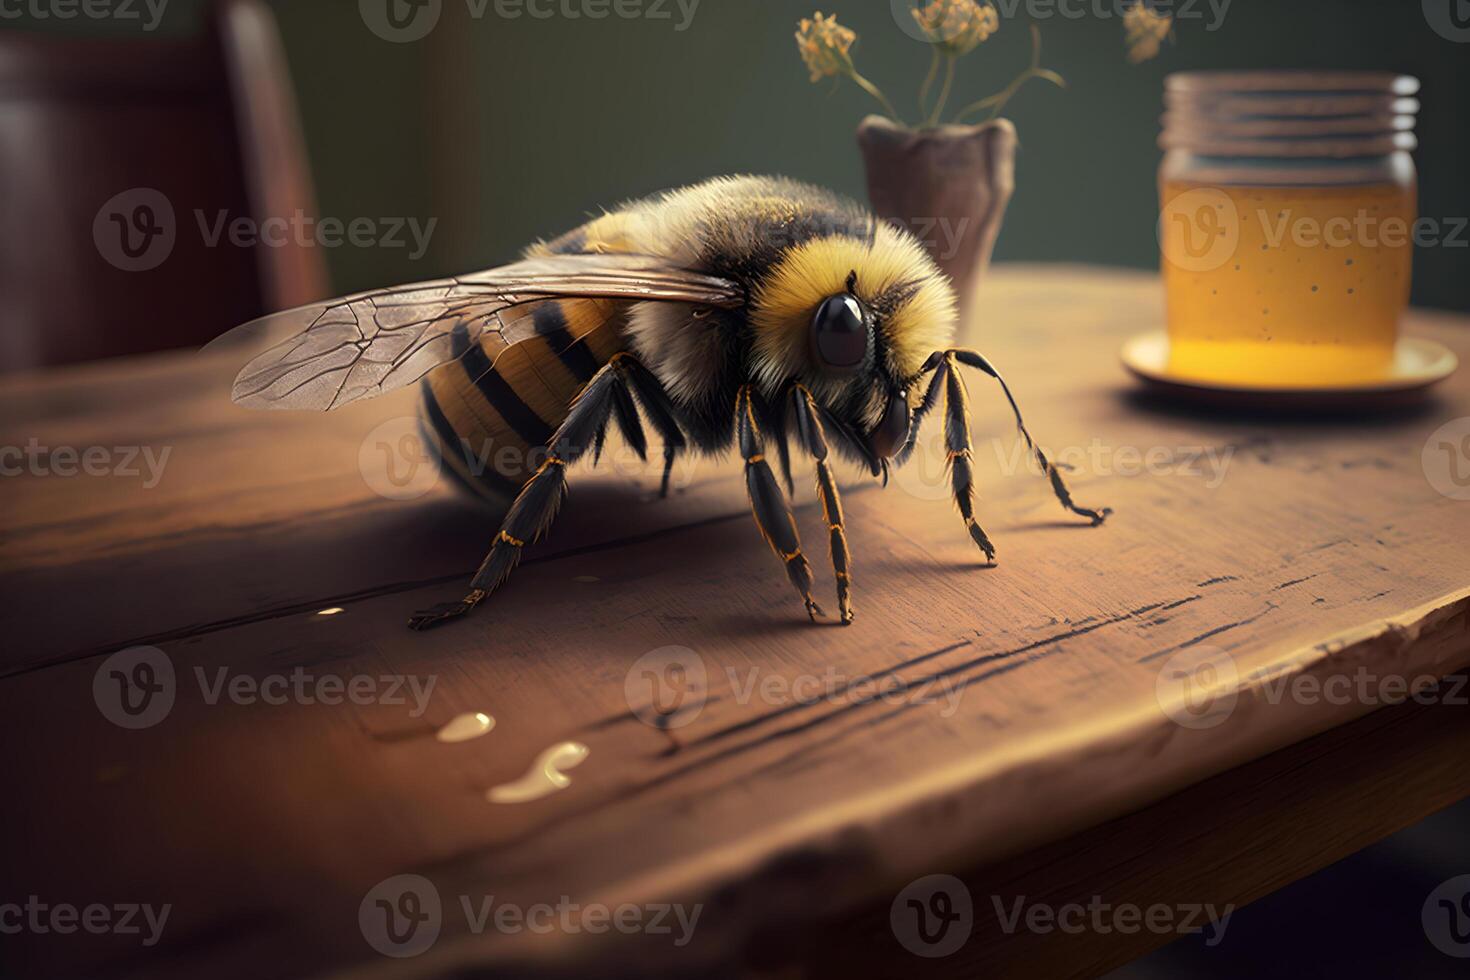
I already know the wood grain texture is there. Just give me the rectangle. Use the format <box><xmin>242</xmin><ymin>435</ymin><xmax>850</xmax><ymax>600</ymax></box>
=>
<box><xmin>1</xmin><ymin>266</ymin><xmax>1467</xmax><ymax>979</ymax></box>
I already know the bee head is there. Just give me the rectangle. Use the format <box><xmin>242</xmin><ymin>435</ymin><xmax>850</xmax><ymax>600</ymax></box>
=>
<box><xmin>751</xmin><ymin>226</ymin><xmax>957</xmax><ymax>468</ymax></box>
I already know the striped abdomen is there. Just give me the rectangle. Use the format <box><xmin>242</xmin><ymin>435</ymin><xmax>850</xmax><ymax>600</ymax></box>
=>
<box><xmin>418</xmin><ymin>299</ymin><xmax>628</xmax><ymax>506</ymax></box>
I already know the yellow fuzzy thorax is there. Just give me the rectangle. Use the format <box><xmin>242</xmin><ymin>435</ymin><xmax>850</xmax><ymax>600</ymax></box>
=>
<box><xmin>750</xmin><ymin>225</ymin><xmax>957</xmax><ymax>389</ymax></box>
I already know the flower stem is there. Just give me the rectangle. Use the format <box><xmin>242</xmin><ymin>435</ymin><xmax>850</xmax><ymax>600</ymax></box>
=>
<box><xmin>845</xmin><ymin>64</ymin><xmax>902</xmax><ymax>124</ymax></box>
<box><xmin>953</xmin><ymin>24</ymin><xmax>1065</xmax><ymax>123</ymax></box>
<box><xmin>918</xmin><ymin>47</ymin><xmax>941</xmax><ymax>119</ymax></box>
<box><xmin>925</xmin><ymin>54</ymin><xmax>956</xmax><ymax>128</ymax></box>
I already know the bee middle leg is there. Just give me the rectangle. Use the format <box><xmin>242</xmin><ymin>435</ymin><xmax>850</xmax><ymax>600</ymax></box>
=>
<box><xmin>408</xmin><ymin>354</ymin><xmax>665</xmax><ymax>630</ymax></box>
<box><xmin>613</xmin><ymin>354</ymin><xmax>687</xmax><ymax>498</ymax></box>
<box><xmin>790</xmin><ymin>384</ymin><xmax>854</xmax><ymax>625</ymax></box>
<box><xmin>736</xmin><ymin>385</ymin><xmax>824</xmax><ymax>622</ymax></box>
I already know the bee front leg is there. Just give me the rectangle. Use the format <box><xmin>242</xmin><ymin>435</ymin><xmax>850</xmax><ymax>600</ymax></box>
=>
<box><xmin>948</xmin><ymin>349</ymin><xmax>1111</xmax><ymax>525</ymax></box>
<box><xmin>408</xmin><ymin>358</ymin><xmax>633</xmax><ymax>631</ymax></box>
<box><xmin>934</xmin><ymin>355</ymin><xmax>998</xmax><ymax>563</ymax></box>
<box><xmin>790</xmin><ymin>384</ymin><xmax>854</xmax><ymax>625</ymax></box>
<box><xmin>736</xmin><ymin>385</ymin><xmax>824</xmax><ymax>622</ymax></box>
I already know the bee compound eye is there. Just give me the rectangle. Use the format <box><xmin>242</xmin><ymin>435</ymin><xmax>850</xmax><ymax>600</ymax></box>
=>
<box><xmin>810</xmin><ymin>293</ymin><xmax>869</xmax><ymax>371</ymax></box>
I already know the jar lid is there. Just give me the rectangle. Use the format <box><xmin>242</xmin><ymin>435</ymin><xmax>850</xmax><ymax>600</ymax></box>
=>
<box><xmin>1165</xmin><ymin>71</ymin><xmax>1419</xmax><ymax>96</ymax></box>
<box><xmin>1161</xmin><ymin>71</ymin><xmax>1419</xmax><ymax>159</ymax></box>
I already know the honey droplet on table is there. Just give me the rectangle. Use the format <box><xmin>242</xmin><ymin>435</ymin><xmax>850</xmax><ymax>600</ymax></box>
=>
<box><xmin>435</xmin><ymin>711</ymin><xmax>495</xmax><ymax>743</ymax></box>
<box><xmin>486</xmin><ymin>741</ymin><xmax>589</xmax><ymax>804</ymax></box>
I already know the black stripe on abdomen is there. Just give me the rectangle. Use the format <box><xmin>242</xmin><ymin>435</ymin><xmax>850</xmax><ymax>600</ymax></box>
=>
<box><xmin>419</xmin><ymin>383</ymin><xmax>521</xmax><ymax>500</ymax></box>
<box><xmin>532</xmin><ymin>303</ymin><xmax>600</xmax><ymax>383</ymax></box>
<box><xmin>451</xmin><ymin>324</ymin><xmax>554</xmax><ymax>449</ymax></box>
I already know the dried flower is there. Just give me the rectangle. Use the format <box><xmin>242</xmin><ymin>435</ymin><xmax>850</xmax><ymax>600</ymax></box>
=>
<box><xmin>1123</xmin><ymin>2</ymin><xmax>1173</xmax><ymax>64</ymax></box>
<box><xmin>794</xmin><ymin>11</ymin><xmax>901</xmax><ymax>121</ymax></box>
<box><xmin>911</xmin><ymin>0</ymin><xmax>999</xmax><ymax>57</ymax></box>
<box><xmin>795</xmin><ymin>11</ymin><xmax>856</xmax><ymax>83</ymax></box>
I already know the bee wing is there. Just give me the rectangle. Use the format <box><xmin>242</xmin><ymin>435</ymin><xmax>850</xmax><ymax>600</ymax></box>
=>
<box><xmin>217</xmin><ymin>253</ymin><xmax>743</xmax><ymax>411</ymax></box>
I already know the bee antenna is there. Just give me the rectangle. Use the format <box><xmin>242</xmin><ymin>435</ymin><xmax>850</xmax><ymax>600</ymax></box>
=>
<box><xmin>845</xmin><ymin>270</ymin><xmax>858</xmax><ymax>294</ymax></box>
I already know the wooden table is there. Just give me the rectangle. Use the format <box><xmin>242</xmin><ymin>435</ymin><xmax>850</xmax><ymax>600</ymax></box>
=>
<box><xmin>3</xmin><ymin>266</ymin><xmax>1468</xmax><ymax>979</ymax></box>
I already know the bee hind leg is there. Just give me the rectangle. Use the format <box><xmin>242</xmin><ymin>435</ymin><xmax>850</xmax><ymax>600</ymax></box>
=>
<box><xmin>790</xmin><ymin>384</ymin><xmax>854</xmax><ymax>625</ymax></box>
<box><xmin>408</xmin><ymin>357</ymin><xmax>638</xmax><ymax>631</ymax></box>
<box><xmin>736</xmin><ymin>385</ymin><xmax>824</xmax><ymax>622</ymax></box>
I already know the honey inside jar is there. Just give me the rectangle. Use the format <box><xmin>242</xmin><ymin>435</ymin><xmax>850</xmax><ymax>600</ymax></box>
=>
<box><xmin>1157</xmin><ymin>71</ymin><xmax>1419</xmax><ymax>389</ymax></box>
<box><xmin>1161</xmin><ymin>180</ymin><xmax>1415</xmax><ymax>386</ymax></box>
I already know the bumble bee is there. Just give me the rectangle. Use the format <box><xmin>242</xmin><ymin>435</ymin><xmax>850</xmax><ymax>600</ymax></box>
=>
<box><xmin>227</xmin><ymin>175</ymin><xmax>1107</xmax><ymax>628</ymax></box>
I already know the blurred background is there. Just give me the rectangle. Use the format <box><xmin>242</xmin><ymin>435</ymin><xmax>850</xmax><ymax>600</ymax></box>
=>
<box><xmin>2</xmin><ymin>0</ymin><xmax>1467</xmax><ymax>372</ymax></box>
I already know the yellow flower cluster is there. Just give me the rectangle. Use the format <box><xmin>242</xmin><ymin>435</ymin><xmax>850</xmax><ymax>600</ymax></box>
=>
<box><xmin>1123</xmin><ymin>2</ymin><xmax>1173</xmax><ymax>64</ymax></box>
<box><xmin>911</xmin><ymin>0</ymin><xmax>1000</xmax><ymax>56</ymax></box>
<box><xmin>795</xmin><ymin>11</ymin><xmax>857</xmax><ymax>83</ymax></box>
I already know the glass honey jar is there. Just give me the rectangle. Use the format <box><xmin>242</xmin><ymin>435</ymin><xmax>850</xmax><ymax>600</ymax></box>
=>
<box><xmin>1158</xmin><ymin>71</ymin><xmax>1419</xmax><ymax>387</ymax></box>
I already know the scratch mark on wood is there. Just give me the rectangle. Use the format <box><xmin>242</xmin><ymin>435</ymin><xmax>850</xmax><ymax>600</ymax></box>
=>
<box><xmin>1136</xmin><ymin>604</ymin><xmax>1278</xmax><ymax>664</ymax></box>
